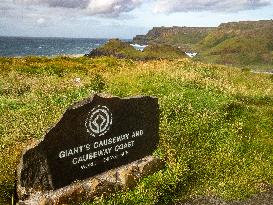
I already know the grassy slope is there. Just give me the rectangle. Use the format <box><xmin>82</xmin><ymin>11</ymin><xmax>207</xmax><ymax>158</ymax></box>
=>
<box><xmin>133</xmin><ymin>27</ymin><xmax>214</xmax><ymax>51</ymax></box>
<box><xmin>142</xmin><ymin>44</ymin><xmax>186</xmax><ymax>59</ymax></box>
<box><xmin>146</xmin><ymin>31</ymin><xmax>208</xmax><ymax>50</ymax></box>
<box><xmin>88</xmin><ymin>39</ymin><xmax>140</xmax><ymax>59</ymax></box>
<box><xmin>87</xmin><ymin>39</ymin><xmax>187</xmax><ymax>60</ymax></box>
<box><xmin>0</xmin><ymin>56</ymin><xmax>273</xmax><ymax>204</ymax></box>
<box><xmin>198</xmin><ymin>20</ymin><xmax>273</xmax><ymax>69</ymax></box>
<box><xmin>133</xmin><ymin>20</ymin><xmax>273</xmax><ymax>70</ymax></box>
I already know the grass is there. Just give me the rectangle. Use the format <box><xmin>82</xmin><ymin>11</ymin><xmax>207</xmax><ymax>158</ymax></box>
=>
<box><xmin>133</xmin><ymin>27</ymin><xmax>214</xmax><ymax>51</ymax></box>
<box><xmin>87</xmin><ymin>39</ymin><xmax>187</xmax><ymax>60</ymax></box>
<box><xmin>0</xmin><ymin>56</ymin><xmax>273</xmax><ymax>204</ymax></box>
<box><xmin>198</xmin><ymin>20</ymin><xmax>273</xmax><ymax>67</ymax></box>
<box><xmin>132</xmin><ymin>20</ymin><xmax>273</xmax><ymax>69</ymax></box>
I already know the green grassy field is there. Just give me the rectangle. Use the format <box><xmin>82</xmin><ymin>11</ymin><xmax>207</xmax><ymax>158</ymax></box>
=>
<box><xmin>0</xmin><ymin>56</ymin><xmax>273</xmax><ymax>204</ymax></box>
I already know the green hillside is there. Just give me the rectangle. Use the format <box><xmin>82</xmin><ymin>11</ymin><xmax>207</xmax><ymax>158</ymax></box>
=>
<box><xmin>0</xmin><ymin>56</ymin><xmax>273</xmax><ymax>204</ymax></box>
<box><xmin>132</xmin><ymin>20</ymin><xmax>273</xmax><ymax>69</ymax></box>
<box><xmin>198</xmin><ymin>20</ymin><xmax>273</xmax><ymax>68</ymax></box>
<box><xmin>86</xmin><ymin>39</ymin><xmax>140</xmax><ymax>59</ymax></box>
<box><xmin>132</xmin><ymin>26</ymin><xmax>215</xmax><ymax>51</ymax></box>
<box><xmin>86</xmin><ymin>39</ymin><xmax>187</xmax><ymax>60</ymax></box>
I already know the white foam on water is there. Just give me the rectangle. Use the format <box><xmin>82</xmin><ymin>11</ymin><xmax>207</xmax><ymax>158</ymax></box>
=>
<box><xmin>185</xmin><ymin>52</ymin><xmax>198</xmax><ymax>58</ymax></box>
<box><xmin>130</xmin><ymin>44</ymin><xmax>148</xmax><ymax>51</ymax></box>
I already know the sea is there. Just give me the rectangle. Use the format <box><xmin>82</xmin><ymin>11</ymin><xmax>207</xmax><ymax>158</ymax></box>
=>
<box><xmin>0</xmin><ymin>36</ymin><xmax>110</xmax><ymax>57</ymax></box>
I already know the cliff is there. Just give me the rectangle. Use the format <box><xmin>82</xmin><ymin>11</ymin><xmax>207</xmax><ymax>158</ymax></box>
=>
<box><xmin>198</xmin><ymin>20</ymin><xmax>273</xmax><ymax>66</ymax></box>
<box><xmin>132</xmin><ymin>26</ymin><xmax>215</xmax><ymax>51</ymax></box>
<box><xmin>133</xmin><ymin>20</ymin><xmax>273</xmax><ymax>67</ymax></box>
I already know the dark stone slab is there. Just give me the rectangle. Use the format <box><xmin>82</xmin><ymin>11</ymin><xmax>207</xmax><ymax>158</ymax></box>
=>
<box><xmin>18</xmin><ymin>156</ymin><xmax>164</xmax><ymax>205</ymax></box>
<box><xmin>17</xmin><ymin>94</ymin><xmax>159</xmax><ymax>193</ymax></box>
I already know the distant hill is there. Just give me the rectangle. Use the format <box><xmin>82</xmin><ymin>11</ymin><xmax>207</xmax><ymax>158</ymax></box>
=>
<box><xmin>132</xmin><ymin>26</ymin><xmax>215</xmax><ymax>51</ymax></box>
<box><xmin>86</xmin><ymin>39</ymin><xmax>187</xmax><ymax>60</ymax></box>
<box><xmin>132</xmin><ymin>20</ymin><xmax>273</xmax><ymax>68</ymax></box>
<box><xmin>198</xmin><ymin>20</ymin><xmax>273</xmax><ymax>66</ymax></box>
<box><xmin>86</xmin><ymin>39</ymin><xmax>139</xmax><ymax>59</ymax></box>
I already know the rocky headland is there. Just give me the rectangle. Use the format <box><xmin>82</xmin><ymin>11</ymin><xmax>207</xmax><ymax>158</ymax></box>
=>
<box><xmin>132</xmin><ymin>20</ymin><xmax>273</xmax><ymax>68</ymax></box>
<box><xmin>85</xmin><ymin>39</ymin><xmax>187</xmax><ymax>60</ymax></box>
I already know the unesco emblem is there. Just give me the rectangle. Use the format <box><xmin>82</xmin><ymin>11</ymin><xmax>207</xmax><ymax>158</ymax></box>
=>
<box><xmin>85</xmin><ymin>105</ymin><xmax>112</xmax><ymax>137</ymax></box>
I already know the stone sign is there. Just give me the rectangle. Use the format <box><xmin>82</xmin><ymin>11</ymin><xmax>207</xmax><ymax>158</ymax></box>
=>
<box><xmin>18</xmin><ymin>94</ymin><xmax>159</xmax><ymax>192</ymax></box>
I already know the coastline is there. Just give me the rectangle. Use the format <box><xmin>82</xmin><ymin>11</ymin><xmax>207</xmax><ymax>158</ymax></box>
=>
<box><xmin>0</xmin><ymin>36</ymin><xmax>108</xmax><ymax>58</ymax></box>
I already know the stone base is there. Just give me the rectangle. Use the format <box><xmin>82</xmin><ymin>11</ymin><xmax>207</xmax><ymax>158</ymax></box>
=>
<box><xmin>18</xmin><ymin>156</ymin><xmax>164</xmax><ymax>205</ymax></box>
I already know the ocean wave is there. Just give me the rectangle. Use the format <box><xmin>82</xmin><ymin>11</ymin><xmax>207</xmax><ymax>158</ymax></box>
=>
<box><xmin>185</xmin><ymin>52</ymin><xmax>198</xmax><ymax>58</ymax></box>
<box><xmin>130</xmin><ymin>44</ymin><xmax>148</xmax><ymax>51</ymax></box>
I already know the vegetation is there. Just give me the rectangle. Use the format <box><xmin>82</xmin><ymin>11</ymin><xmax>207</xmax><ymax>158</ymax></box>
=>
<box><xmin>142</xmin><ymin>44</ymin><xmax>186</xmax><ymax>59</ymax></box>
<box><xmin>132</xmin><ymin>20</ymin><xmax>273</xmax><ymax>69</ymax></box>
<box><xmin>86</xmin><ymin>39</ymin><xmax>140</xmax><ymax>59</ymax></box>
<box><xmin>0</xmin><ymin>56</ymin><xmax>273</xmax><ymax>204</ymax></box>
<box><xmin>198</xmin><ymin>20</ymin><xmax>273</xmax><ymax>68</ymax></box>
<box><xmin>132</xmin><ymin>26</ymin><xmax>214</xmax><ymax>50</ymax></box>
<box><xmin>86</xmin><ymin>39</ymin><xmax>187</xmax><ymax>60</ymax></box>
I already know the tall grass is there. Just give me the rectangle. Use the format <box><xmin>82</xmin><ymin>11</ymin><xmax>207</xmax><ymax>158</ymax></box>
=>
<box><xmin>0</xmin><ymin>56</ymin><xmax>272</xmax><ymax>204</ymax></box>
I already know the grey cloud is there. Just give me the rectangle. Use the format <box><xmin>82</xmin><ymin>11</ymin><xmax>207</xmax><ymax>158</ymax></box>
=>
<box><xmin>46</xmin><ymin>0</ymin><xmax>89</xmax><ymax>9</ymax></box>
<box><xmin>0</xmin><ymin>6</ymin><xmax>12</xmax><ymax>12</ymax></box>
<box><xmin>86</xmin><ymin>0</ymin><xmax>142</xmax><ymax>17</ymax></box>
<box><xmin>6</xmin><ymin>0</ymin><xmax>272</xmax><ymax>18</ymax></box>
<box><xmin>0</xmin><ymin>0</ymin><xmax>14</xmax><ymax>10</ymax></box>
<box><xmin>12</xmin><ymin>0</ymin><xmax>143</xmax><ymax>17</ymax></box>
<box><xmin>13</xmin><ymin>0</ymin><xmax>89</xmax><ymax>8</ymax></box>
<box><xmin>153</xmin><ymin>0</ymin><xmax>272</xmax><ymax>13</ymax></box>
<box><xmin>0</xmin><ymin>0</ymin><xmax>20</xmax><ymax>18</ymax></box>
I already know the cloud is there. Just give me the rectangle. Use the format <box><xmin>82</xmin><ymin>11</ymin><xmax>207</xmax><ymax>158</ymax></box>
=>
<box><xmin>36</xmin><ymin>17</ymin><xmax>45</xmax><ymax>25</ymax></box>
<box><xmin>86</xmin><ymin>0</ymin><xmax>142</xmax><ymax>17</ymax></box>
<box><xmin>6</xmin><ymin>0</ymin><xmax>273</xmax><ymax>19</ymax></box>
<box><xmin>153</xmin><ymin>0</ymin><xmax>272</xmax><ymax>13</ymax></box>
<box><xmin>13</xmin><ymin>0</ymin><xmax>89</xmax><ymax>8</ymax></box>
<box><xmin>13</xmin><ymin>0</ymin><xmax>143</xmax><ymax>17</ymax></box>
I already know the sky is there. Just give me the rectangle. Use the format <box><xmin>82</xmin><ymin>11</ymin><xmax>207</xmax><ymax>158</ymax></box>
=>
<box><xmin>0</xmin><ymin>0</ymin><xmax>273</xmax><ymax>38</ymax></box>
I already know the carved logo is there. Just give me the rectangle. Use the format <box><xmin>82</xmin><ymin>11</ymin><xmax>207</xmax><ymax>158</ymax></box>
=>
<box><xmin>85</xmin><ymin>105</ymin><xmax>112</xmax><ymax>137</ymax></box>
